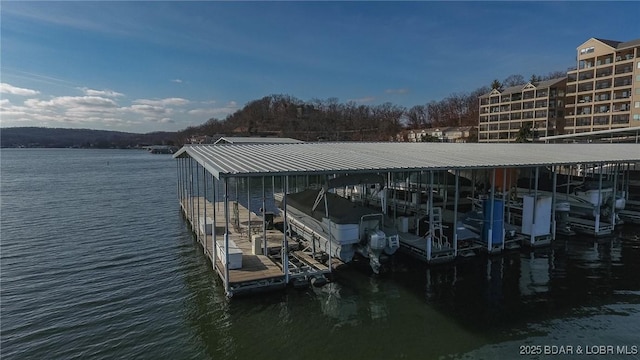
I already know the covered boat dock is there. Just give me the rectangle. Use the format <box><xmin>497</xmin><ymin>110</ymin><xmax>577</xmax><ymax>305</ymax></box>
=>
<box><xmin>174</xmin><ymin>142</ymin><xmax>640</xmax><ymax>297</ymax></box>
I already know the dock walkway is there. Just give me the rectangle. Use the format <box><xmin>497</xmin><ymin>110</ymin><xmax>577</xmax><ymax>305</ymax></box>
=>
<box><xmin>180</xmin><ymin>197</ymin><xmax>331</xmax><ymax>296</ymax></box>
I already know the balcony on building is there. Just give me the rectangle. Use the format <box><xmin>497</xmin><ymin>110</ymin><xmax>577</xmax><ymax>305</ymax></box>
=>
<box><xmin>523</xmin><ymin>90</ymin><xmax>535</xmax><ymax>100</ymax></box>
<box><xmin>578</xmin><ymin>70</ymin><xmax>594</xmax><ymax>81</ymax></box>
<box><xmin>596</xmin><ymin>55</ymin><xmax>614</xmax><ymax>66</ymax></box>
<box><xmin>612</xmin><ymin>114</ymin><xmax>629</xmax><ymax>125</ymax></box>
<box><xmin>577</xmin><ymin>84</ymin><xmax>594</xmax><ymax>93</ymax></box>
<box><xmin>596</xmin><ymin>67</ymin><xmax>613</xmax><ymax>78</ymax></box>
<box><xmin>615</xmin><ymin>51</ymin><xmax>635</xmax><ymax>62</ymax></box>
<box><xmin>613</xmin><ymin>90</ymin><xmax>631</xmax><ymax>100</ymax></box>
<box><xmin>593</xmin><ymin>116</ymin><xmax>610</xmax><ymax>126</ymax></box>
<box><xmin>614</xmin><ymin>75</ymin><xmax>632</xmax><ymax>87</ymax></box>
<box><xmin>615</xmin><ymin>64</ymin><xmax>633</xmax><ymax>75</ymax></box>
<box><xmin>535</xmin><ymin>100</ymin><xmax>548</xmax><ymax>108</ymax></box>
<box><xmin>579</xmin><ymin>59</ymin><xmax>594</xmax><ymax>69</ymax></box>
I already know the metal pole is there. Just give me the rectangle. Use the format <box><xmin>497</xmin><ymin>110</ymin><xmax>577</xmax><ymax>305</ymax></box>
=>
<box><xmin>262</xmin><ymin>176</ymin><xmax>267</xmax><ymax>256</ymax></box>
<box><xmin>176</xmin><ymin>158</ymin><xmax>180</xmax><ymax>204</ymax></box>
<box><xmin>551</xmin><ymin>166</ymin><xmax>557</xmax><ymax>241</ymax></box>
<box><xmin>415</xmin><ymin>171</ymin><xmax>422</xmax><ymax>235</ymax></box>
<box><xmin>454</xmin><ymin>170</ymin><xmax>459</xmax><ymax>257</ymax></box>
<box><xmin>282</xmin><ymin>176</ymin><xmax>290</xmax><ymax>283</ymax></box>
<box><xmin>196</xmin><ymin>161</ymin><xmax>200</xmax><ymax>242</ymax></box>
<box><xmin>596</xmin><ymin>162</ymin><xmax>603</xmax><ymax>234</ymax></box>
<box><xmin>212</xmin><ymin>173</ymin><xmax>217</xmax><ymax>270</ymax></box>
<box><xmin>324</xmin><ymin>175</ymin><xmax>332</xmax><ymax>273</ymax></box>
<box><xmin>189</xmin><ymin>158</ymin><xmax>194</xmax><ymax>229</ymax></box>
<box><xmin>203</xmin><ymin>165</ymin><xmax>207</xmax><ymax>251</ymax></box>
<box><xmin>428</xmin><ymin>170</ymin><xmax>434</xmax><ymax>261</ymax></box>
<box><xmin>611</xmin><ymin>163</ymin><xmax>618</xmax><ymax>226</ymax></box>
<box><xmin>223</xmin><ymin>178</ymin><xmax>230</xmax><ymax>295</ymax></box>
<box><xmin>489</xmin><ymin>168</ymin><xmax>496</xmax><ymax>252</ymax></box>
<box><xmin>501</xmin><ymin>167</ymin><xmax>507</xmax><ymax>251</ymax></box>
<box><xmin>247</xmin><ymin>176</ymin><xmax>251</xmax><ymax>238</ymax></box>
<box><xmin>532</xmin><ymin>167</ymin><xmax>539</xmax><ymax>246</ymax></box>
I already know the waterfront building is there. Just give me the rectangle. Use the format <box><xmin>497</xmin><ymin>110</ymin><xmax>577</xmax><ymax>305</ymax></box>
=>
<box><xmin>478</xmin><ymin>78</ymin><xmax>567</xmax><ymax>143</ymax></box>
<box><xmin>565</xmin><ymin>38</ymin><xmax>640</xmax><ymax>135</ymax></box>
<box><xmin>402</xmin><ymin>126</ymin><xmax>477</xmax><ymax>143</ymax></box>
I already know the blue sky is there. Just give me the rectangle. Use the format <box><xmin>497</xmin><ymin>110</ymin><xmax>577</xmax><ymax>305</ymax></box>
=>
<box><xmin>1</xmin><ymin>1</ymin><xmax>638</xmax><ymax>133</ymax></box>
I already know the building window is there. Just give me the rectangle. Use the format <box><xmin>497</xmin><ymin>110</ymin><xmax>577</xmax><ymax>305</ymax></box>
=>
<box><xmin>580</xmin><ymin>46</ymin><xmax>595</xmax><ymax>55</ymax></box>
<box><xmin>634</xmin><ymin>114</ymin><xmax>640</xmax><ymax>121</ymax></box>
<box><xmin>635</xmin><ymin>101</ymin><xmax>640</xmax><ymax>109</ymax></box>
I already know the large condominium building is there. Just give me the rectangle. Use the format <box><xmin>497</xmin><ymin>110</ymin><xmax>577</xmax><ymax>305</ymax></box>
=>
<box><xmin>478</xmin><ymin>37</ymin><xmax>640</xmax><ymax>143</ymax></box>
<box><xmin>478</xmin><ymin>78</ymin><xmax>567</xmax><ymax>142</ymax></box>
<box><xmin>565</xmin><ymin>38</ymin><xmax>640</xmax><ymax>134</ymax></box>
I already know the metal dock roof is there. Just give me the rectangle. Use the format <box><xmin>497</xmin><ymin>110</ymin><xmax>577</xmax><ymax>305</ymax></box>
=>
<box><xmin>174</xmin><ymin>142</ymin><xmax>640</xmax><ymax>178</ymax></box>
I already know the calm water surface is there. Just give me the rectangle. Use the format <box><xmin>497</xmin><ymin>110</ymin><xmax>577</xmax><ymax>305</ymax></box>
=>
<box><xmin>1</xmin><ymin>149</ymin><xmax>639</xmax><ymax>359</ymax></box>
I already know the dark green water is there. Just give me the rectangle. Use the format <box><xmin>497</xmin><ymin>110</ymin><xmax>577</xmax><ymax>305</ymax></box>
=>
<box><xmin>1</xmin><ymin>149</ymin><xmax>639</xmax><ymax>359</ymax></box>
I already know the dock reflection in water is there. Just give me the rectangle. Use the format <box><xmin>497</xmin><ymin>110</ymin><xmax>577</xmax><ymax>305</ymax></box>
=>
<box><xmin>179</xmin><ymin>224</ymin><xmax>639</xmax><ymax>360</ymax></box>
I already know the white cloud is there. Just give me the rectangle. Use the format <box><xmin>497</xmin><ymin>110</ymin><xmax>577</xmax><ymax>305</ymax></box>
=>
<box><xmin>133</xmin><ymin>97</ymin><xmax>190</xmax><ymax>106</ymax></box>
<box><xmin>79</xmin><ymin>87</ymin><xmax>124</xmax><ymax>97</ymax></box>
<box><xmin>385</xmin><ymin>88</ymin><xmax>410</xmax><ymax>95</ymax></box>
<box><xmin>0</xmin><ymin>82</ymin><xmax>40</xmax><ymax>96</ymax></box>
<box><xmin>171</xmin><ymin>79</ymin><xmax>183</xmax><ymax>83</ymax></box>
<box><xmin>0</xmin><ymin>99</ymin><xmax>11</xmax><ymax>107</ymax></box>
<box><xmin>25</xmin><ymin>96</ymin><xmax>119</xmax><ymax>109</ymax></box>
<box><xmin>125</xmin><ymin>104</ymin><xmax>173</xmax><ymax>117</ymax></box>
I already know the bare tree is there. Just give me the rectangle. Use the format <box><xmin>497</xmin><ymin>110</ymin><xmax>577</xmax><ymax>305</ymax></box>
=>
<box><xmin>502</xmin><ymin>74</ymin><xmax>526</xmax><ymax>87</ymax></box>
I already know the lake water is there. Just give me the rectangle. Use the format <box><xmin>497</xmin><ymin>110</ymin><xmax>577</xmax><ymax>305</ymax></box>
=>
<box><xmin>1</xmin><ymin>149</ymin><xmax>639</xmax><ymax>359</ymax></box>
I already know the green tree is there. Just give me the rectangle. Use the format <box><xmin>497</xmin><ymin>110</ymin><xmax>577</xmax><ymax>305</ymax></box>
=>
<box><xmin>515</xmin><ymin>123</ymin><xmax>533</xmax><ymax>143</ymax></box>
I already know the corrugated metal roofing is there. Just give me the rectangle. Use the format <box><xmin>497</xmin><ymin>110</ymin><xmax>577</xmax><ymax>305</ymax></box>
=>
<box><xmin>174</xmin><ymin>142</ymin><xmax>640</xmax><ymax>178</ymax></box>
<box><xmin>539</xmin><ymin>126</ymin><xmax>640</xmax><ymax>142</ymax></box>
<box><xmin>213</xmin><ymin>136</ymin><xmax>304</xmax><ymax>144</ymax></box>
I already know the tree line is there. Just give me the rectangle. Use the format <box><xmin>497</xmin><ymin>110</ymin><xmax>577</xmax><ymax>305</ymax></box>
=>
<box><xmin>177</xmin><ymin>71</ymin><xmax>565</xmax><ymax>143</ymax></box>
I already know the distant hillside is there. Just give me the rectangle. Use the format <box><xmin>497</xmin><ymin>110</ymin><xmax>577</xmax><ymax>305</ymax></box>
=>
<box><xmin>0</xmin><ymin>127</ymin><xmax>178</xmax><ymax>148</ymax></box>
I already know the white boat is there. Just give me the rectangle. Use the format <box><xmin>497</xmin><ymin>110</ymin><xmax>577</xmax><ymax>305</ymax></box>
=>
<box><xmin>280</xmin><ymin>189</ymin><xmax>399</xmax><ymax>273</ymax></box>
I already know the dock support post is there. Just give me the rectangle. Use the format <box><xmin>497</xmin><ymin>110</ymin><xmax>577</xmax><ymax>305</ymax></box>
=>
<box><xmin>595</xmin><ymin>162</ymin><xmax>603</xmax><ymax>234</ymax></box>
<box><xmin>189</xmin><ymin>158</ymin><xmax>194</xmax><ymax>229</ymax></box>
<box><xmin>262</xmin><ymin>176</ymin><xmax>267</xmax><ymax>256</ymax></box>
<box><xmin>212</xmin><ymin>173</ymin><xmax>217</xmax><ymax>270</ymax></box>
<box><xmin>324</xmin><ymin>174</ymin><xmax>332</xmax><ymax>273</ymax></box>
<box><xmin>223</xmin><ymin>178</ymin><xmax>231</xmax><ymax>296</ymax></box>
<box><xmin>428</xmin><ymin>170</ymin><xmax>434</xmax><ymax>261</ymax></box>
<box><xmin>532</xmin><ymin>167</ymin><xmax>539</xmax><ymax>246</ymax></box>
<box><xmin>453</xmin><ymin>170</ymin><xmax>459</xmax><ymax>257</ymax></box>
<box><xmin>282</xmin><ymin>176</ymin><xmax>290</xmax><ymax>283</ymax></box>
<box><xmin>551</xmin><ymin>166</ymin><xmax>557</xmax><ymax>241</ymax></box>
<box><xmin>611</xmin><ymin>163</ymin><xmax>618</xmax><ymax>226</ymax></box>
<box><xmin>501</xmin><ymin>167</ymin><xmax>507</xmax><ymax>251</ymax></box>
<box><xmin>203</xmin><ymin>164</ymin><xmax>207</xmax><ymax>248</ymax></box>
<box><xmin>488</xmin><ymin>168</ymin><xmax>496</xmax><ymax>253</ymax></box>
<box><xmin>196</xmin><ymin>162</ymin><xmax>201</xmax><ymax>242</ymax></box>
<box><xmin>247</xmin><ymin>176</ymin><xmax>251</xmax><ymax>238</ymax></box>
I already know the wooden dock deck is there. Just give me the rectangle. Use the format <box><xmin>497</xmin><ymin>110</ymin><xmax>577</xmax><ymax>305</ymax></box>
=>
<box><xmin>181</xmin><ymin>197</ymin><xmax>287</xmax><ymax>296</ymax></box>
<box><xmin>180</xmin><ymin>196</ymin><xmax>333</xmax><ymax>296</ymax></box>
